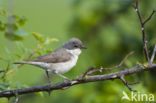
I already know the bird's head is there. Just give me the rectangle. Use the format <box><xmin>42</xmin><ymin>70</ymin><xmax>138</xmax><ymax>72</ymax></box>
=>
<box><xmin>63</xmin><ymin>38</ymin><xmax>87</xmax><ymax>50</ymax></box>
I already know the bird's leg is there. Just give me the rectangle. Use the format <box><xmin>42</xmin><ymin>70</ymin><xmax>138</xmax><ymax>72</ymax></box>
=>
<box><xmin>54</xmin><ymin>71</ymin><xmax>69</xmax><ymax>81</ymax></box>
<box><xmin>45</xmin><ymin>70</ymin><xmax>51</xmax><ymax>95</ymax></box>
<box><xmin>54</xmin><ymin>71</ymin><xmax>74</xmax><ymax>90</ymax></box>
<box><xmin>45</xmin><ymin>70</ymin><xmax>51</xmax><ymax>84</ymax></box>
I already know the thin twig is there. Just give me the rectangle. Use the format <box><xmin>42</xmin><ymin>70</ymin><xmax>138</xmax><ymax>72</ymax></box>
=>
<box><xmin>143</xmin><ymin>10</ymin><xmax>156</xmax><ymax>25</ymax></box>
<box><xmin>87</xmin><ymin>51</ymin><xmax>134</xmax><ymax>75</ymax></box>
<box><xmin>13</xmin><ymin>91</ymin><xmax>19</xmax><ymax>103</ymax></box>
<box><xmin>6</xmin><ymin>46</ymin><xmax>42</xmax><ymax>76</ymax></box>
<box><xmin>1</xmin><ymin>63</ymin><xmax>10</xmax><ymax>79</ymax></box>
<box><xmin>14</xmin><ymin>96</ymin><xmax>19</xmax><ymax>103</ymax></box>
<box><xmin>150</xmin><ymin>45</ymin><xmax>156</xmax><ymax>63</ymax></box>
<box><xmin>120</xmin><ymin>75</ymin><xmax>137</xmax><ymax>92</ymax></box>
<box><xmin>118</xmin><ymin>51</ymin><xmax>134</xmax><ymax>67</ymax></box>
<box><xmin>17</xmin><ymin>46</ymin><xmax>42</xmax><ymax>68</ymax></box>
<box><xmin>132</xmin><ymin>0</ymin><xmax>156</xmax><ymax>63</ymax></box>
<box><xmin>79</xmin><ymin>66</ymin><xmax>95</xmax><ymax>80</ymax></box>
<box><xmin>0</xmin><ymin>70</ymin><xmax>5</xmax><ymax>73</ymax></box>
<box><xmin>128</xmin><ymin>81</ymin><xmax>140</xmax><ymax>85</ymax></box>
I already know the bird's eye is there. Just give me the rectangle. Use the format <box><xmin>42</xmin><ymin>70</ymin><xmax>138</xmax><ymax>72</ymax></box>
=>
<box><xmin>74</xmin><ymin>45</ymin><xmax>78</xmax><ymax>47</ymax></box>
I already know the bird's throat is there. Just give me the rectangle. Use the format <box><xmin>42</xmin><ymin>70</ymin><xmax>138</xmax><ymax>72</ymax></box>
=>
<box><xmin>66</xmin><ymin>49</ymin><xmax>82</xmax><ymax>56</ymax></box>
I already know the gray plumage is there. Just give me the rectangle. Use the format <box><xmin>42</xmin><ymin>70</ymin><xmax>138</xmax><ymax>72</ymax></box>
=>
<box><xmin>62</xmin><ymin>38</ymin><xmax>83</xmax><ymax>50</ymax></box>
<box><xmin>32</xmin><ymin>48</ymin><xmax>72</xmax><ymax>63</ymax></box>
<box><xmin>14</xmin><ymin>38</ymin><xmax>85</xmax><ymax>64</ymax></box>
<box><xmin>14</xmin><ymin>37</ymin><xmax>86</xmax><ymax>80</ymax></box>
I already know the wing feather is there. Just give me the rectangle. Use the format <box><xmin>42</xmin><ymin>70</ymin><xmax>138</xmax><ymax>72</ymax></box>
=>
<box><xmin>32</xmin><ymin>48</ymin><xmax>72</xmax><ymax>63</ymax></box>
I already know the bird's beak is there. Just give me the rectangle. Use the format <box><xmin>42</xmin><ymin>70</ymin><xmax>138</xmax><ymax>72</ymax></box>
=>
<box><xmin>81</xmin><ymin>46</ymin><xmax>87</xmax><ymax>49</ymax></box>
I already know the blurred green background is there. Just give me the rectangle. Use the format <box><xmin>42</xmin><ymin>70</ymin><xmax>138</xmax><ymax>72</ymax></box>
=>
<box><xmin>0</xmin><ymin>0</ymin><xmax>156</xmax><ymax>103</ymax></box>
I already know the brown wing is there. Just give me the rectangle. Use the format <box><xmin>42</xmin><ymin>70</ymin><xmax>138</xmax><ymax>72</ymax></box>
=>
<box><xmin>32</xmin><ymin>48</ymin><xmax>72</xmax><ymax>63</ymax></box>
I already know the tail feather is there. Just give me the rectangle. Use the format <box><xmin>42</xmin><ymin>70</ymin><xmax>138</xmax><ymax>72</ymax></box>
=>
<box><xmin>14</xmin><ymin>61</ymin><xmax>30</xmax><ymax>64</ymax></box>
<box><xmin>13</xmin><ymin>61</ymin><xmax>44</xmax><ymax>68</ymax></box>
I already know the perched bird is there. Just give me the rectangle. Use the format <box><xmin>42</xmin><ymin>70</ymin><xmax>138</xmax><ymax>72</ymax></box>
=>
<box><xmin>14</xmin><ymin>38</ymin><xmax>87</xmax><ymax>83</ymax></box>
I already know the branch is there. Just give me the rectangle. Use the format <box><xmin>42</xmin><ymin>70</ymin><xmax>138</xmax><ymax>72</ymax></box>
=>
<box><xmin>151</xmin><ymin>44</ymin><xmax>156</xmax><ymax>63</ymax></box>
<box><xmin>1</xmin><ymin>63</ymin><xmax>10</xmax><ymax>79</ymax></box>
<box><xmin>120</xmin><ymin>75</ymin><xmax>137</xmax><ymax>92</ymax></box>
<box><xmin>143</xmin><ymin>10</ymin><xmax>156</xmax><ymax>25</ymax></box>
<box><xmin>0</xmin><ymin>70</ymin><xmax>5</xmax><ymax>73</ymax></box>
<box><xmin>6</xmin><ymin>45</ymin><xmax>42</xmax><ymax>76</ymax></box>
<box><xmin>0</xmin><ymin>64</ymin><xmax>156</xmax><ymax>98</ymax></box>
<box><xmin>14</xmin><ymin>96</ymin><xmax>19</xmax><ymax>103</ymax></box>
<box><xmin>132</xmin><ymin>0</ymin><xmax>156</xmax><ymax>63</ymax></box>
<box><xmin>14</xmin><ymin>93</ymin><xmax>19</xmax><ymax>103</ymax></box>
<box><xmin>0</xmin><ymin>0</ymin><xmax>155</xmax><ymax>100</ymax></box>
<box><xmin>80</xmin><ymin>66</ymin><xmax>95</xmax><ymax>79</ymax></box>
<box><xmin>87</xmin><ymin>51</ymin><xmax>134</xmax><ymax>75</ymax></box>
<box><xmin>17</xmin><ymin>46</ymin><xmax>42</xmax><ymax>68</ymax></box>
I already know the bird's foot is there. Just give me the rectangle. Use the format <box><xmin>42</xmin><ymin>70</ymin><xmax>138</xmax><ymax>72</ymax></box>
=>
<box><xmin>47</xmin><ymin>83</ymin><xmax>52</xmax><ymax>96</ymax></box>
<box><xmin>61</xmin><ymin>79</ymin><xmax>71</xmax><ymax>90</ymax></box>
<box><xmin>64</xmin><ymin>78</ymin><xmax>71</xmax><ymax>83</ymax></box>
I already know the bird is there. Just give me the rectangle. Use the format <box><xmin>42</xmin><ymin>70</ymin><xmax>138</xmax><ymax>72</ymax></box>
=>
<box><xmin>14</xmin><ymin>38</ymin><xmax>87</xmax><ymax>83</ymax></box>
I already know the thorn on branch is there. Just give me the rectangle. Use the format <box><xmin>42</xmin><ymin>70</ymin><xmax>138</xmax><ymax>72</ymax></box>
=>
<box><xmin>120</xmin><ymin>75</ymin><xmax>137</xmax><ymax>92</ymax></box>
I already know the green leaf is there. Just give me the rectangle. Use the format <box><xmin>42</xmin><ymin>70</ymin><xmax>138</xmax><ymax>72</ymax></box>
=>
<box><xmin>0</xmin><ymin>9</ymin><xmax>6</xmax><ymax>16</ymax></box>
<box><xmin>6</xmin><ymin>23</ymin><xmax>18</xmax><ymax>31</ymax></box>
<box><xmin>46</xmin><ymin>49</ymin><xmax>53</xmax><ymax>53</ymax></box>
<box><xmin>11</xmin><ymin>14</ymin><xmax>20</xmax><ymax>20</ymax></box>
<box><xmin>0</xmin><ymin>81</ymin><xmax>10</xmax><ymax>90</ymax></box>
<box><xmin>32</xmin><ymin>32</ymin><xmax>44</xmax><ymax>43</ymax></box>
<box><xmin>18</xmin><ymin>16</ymin><xmax>27</xmax><ymax>26</ymax></box>
<box><xmin>5</xmin><ymin>30</ymin><xmax>28</xmax><ymax>41</ymax></box>
<box><xmin>15</xmin><ymin>53</ymin><xmax>22</xmax><ymax>58</ymax></box>
<box><xmin>5</xmin><ymin>32</ymin><xmax>23</xmax><ymax>41</ymax></box>
<box><xmin>14</xmin><ymin>30</ymin><xmax>29</xmax><ymax>36</ymax></box>
<box><xmin>0</xmin><ymin>21</ymin><xmax>6</xmax><ymax>31</ymax></box>
<box><xmin>36</xmin><ymin>92</ymin><xmax>44</xmax><ymax>98</ymax></box>
<box><xmin>36</xmin><ymin>51</ymin><xmax>42</xmax><ymax>56</ymax></box>
<box><xmin>45</xmin><ymin>38</ymin><xmax>58</xmax><ymax>44</ymax></box>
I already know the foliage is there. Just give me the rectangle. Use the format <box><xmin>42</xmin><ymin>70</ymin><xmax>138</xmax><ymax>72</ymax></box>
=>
<box><xmin>0</xmin><ymin>9</ymin><xmax>28</xmax><ymax>41</ymax></box>
<box><xmin>0</xmin><ymin>0</ymin><xmax>156</xmax><ymax>103</ymax></box>
<box><xmin>0</xmin><ymin>9</ymin><xmax>58</xmax><ymax>100</ymax></box>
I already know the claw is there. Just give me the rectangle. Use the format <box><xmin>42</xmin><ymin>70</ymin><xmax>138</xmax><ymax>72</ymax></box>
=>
<box><xmin>47</xmin><ymin>83</ymin><xmax>52</xmax><ymax>96</ymax></box>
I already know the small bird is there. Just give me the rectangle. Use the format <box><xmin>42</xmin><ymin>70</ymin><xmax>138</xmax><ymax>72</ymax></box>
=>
<box><xmin>14</xmin><ymin>38</ymin><xmax>87</xmax><ymax>83</ymax></box>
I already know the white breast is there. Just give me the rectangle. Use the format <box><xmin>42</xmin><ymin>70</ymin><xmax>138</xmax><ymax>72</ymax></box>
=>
<box><xmin>66</xmin><ymin>48</ymin><xmax>82</xmax><ymax>56</ymax></box>
<box><xmin>27</xmin><ymin>49</ymin><xmax>82</xmax><ymax>74</ymax></box>
<box><xmin>49</xmin><ymin>49</ymin><xmax>82</xmax><ymax>74</ymax></box>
